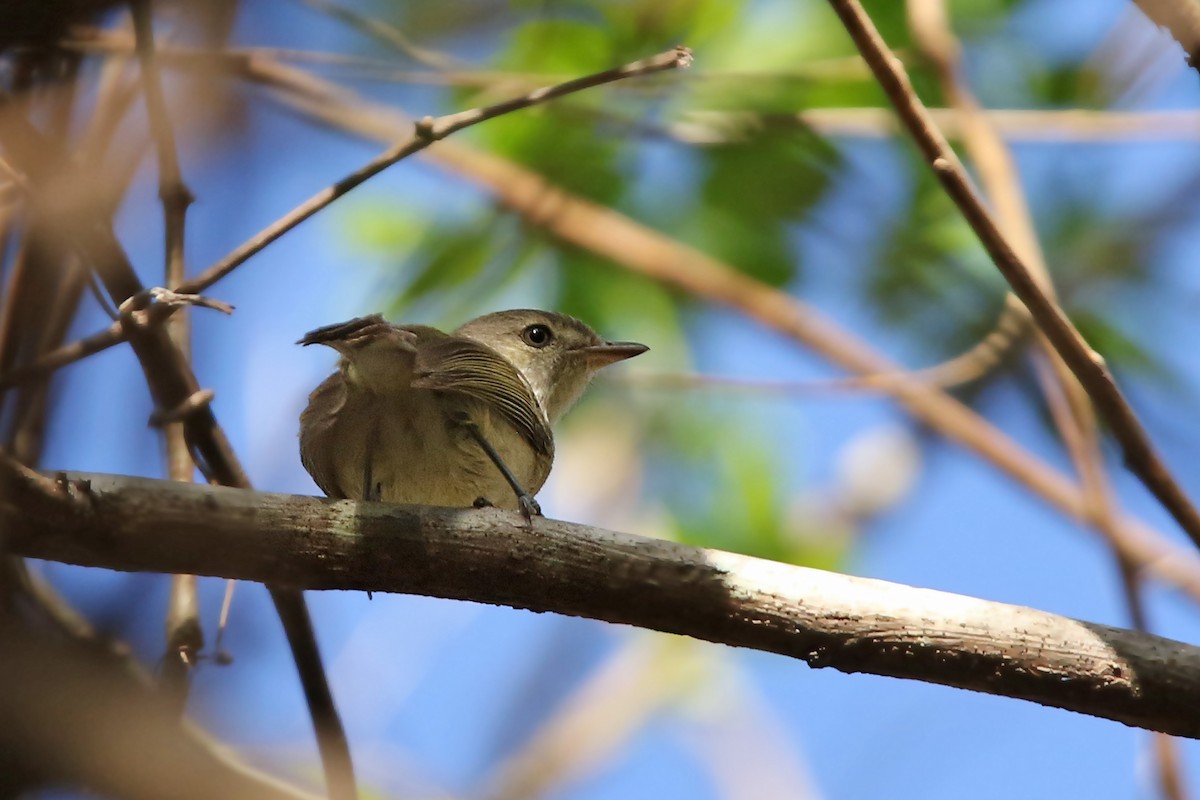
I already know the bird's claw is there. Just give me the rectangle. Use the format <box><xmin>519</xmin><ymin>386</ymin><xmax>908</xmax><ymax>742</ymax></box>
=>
<box><xmin>518</xmin><ymin>494</ymin><xmax>542</xmax><ymax>521</ymax></box>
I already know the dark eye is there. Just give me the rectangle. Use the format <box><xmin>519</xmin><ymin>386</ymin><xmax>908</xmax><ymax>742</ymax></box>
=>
<box><xmin>521</xmin><ymin>324</ymin><xmax>553</xmax><ymax>348</ymax></box>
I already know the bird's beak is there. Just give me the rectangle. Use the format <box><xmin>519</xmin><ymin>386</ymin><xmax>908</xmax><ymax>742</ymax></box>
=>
<box><xmin>580</xmin><ymin>341</ymin><xmax>649</xmax><ymax>367</ymax></box>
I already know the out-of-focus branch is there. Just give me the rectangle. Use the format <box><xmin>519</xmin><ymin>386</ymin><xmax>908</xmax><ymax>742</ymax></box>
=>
<box><xmin>67</xmin><ymin>33</ymin><xmax>1200</xmax><ymax>141</ymax></box>
<box><xmin>176</xmin><ymin>45</ymin><xmax>692</xmax><ymax>295</ymax></box>
<box><xmin>0</xmin><ymin>320</ymin><xmax>124</xmax><ymax>390</ymax></box>
<box><xmin>296</xmin><ymin>0</ymin><xmax>461</xmax><ymax>69</ymax></box>
<box><xmin>480</xmin><ymin>639</ymin><xmax>681</xmax><ymax>800</ymax></box>
<box><xmin>131</xmin><ymin>0</ymin><xmax>193</xmax><ymax>285</ymax></box>
<box><xmin>907</xmin><ymin>0</ymin><xmax>1045</xmax><ymax>282</ymax></box>
<box><xmin>1132</xmin><ymin>0</ymin><xmax>1200</xmax><ymax>67</ymax></box>
<box><xmin>8</xmin><ymin>464</ymin><xmax>1200</xmax><ymax>741</ymax></box>
<box><xmin>0</xmin><ymin>109</ymin><xmax>359</xmax><ymax>799</ymax></box>
<box><xmin>826</xmin><ymin>0</ymin><xmax>1200</xmax><ymax>553</ymax></box>
<box><xmin>0</xmin><ymin>619</ymin><xmax>320</xmax><ymax>800</ymax></box>
<box><xmin>679</xmin><ymin>107</ymin><xmax>1200</xmax><ymax>142</ymax></box>
<box><xmin>129</xmin><ymin>0</ymin><xmax>204</xmax><ymax>712</ymax></box>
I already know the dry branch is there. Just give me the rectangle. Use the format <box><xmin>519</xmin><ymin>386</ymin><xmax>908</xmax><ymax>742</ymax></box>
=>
<box><xmin>6</xmin><ymin>463</ymin><xmax>1200</xmax><ymax>741</ymax></box>
<box><xmin>175</xmin><ymin>45</ymin><xmax>692</xmax><ymax>296</ymax></box>
<box><xmin>826</xmin><ymin>0</ymin><xmax>1200</xmax><ymax>551</ymax></box>
<box><xmin>0</xmin><ymin>618</ymin><xmax>320</xmax><ymax>800</ymax></box>
<box><xmin>0</xmin><ymin>97</ymin><xmax>358</xmax><ymax>800</ymax></box>
<box><xmin>1133</xmin><ymin>0</ymin><xmax>1200</xmax><ymax>65</ymax></box>
<box><xmin>129</xmin><ymin>0</ymin><xmax>203</xmax><ymax>709</ymax></box>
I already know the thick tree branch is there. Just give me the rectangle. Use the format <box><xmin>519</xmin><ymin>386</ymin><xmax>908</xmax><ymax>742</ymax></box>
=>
<box><xmin>6</xmin><ymin>463</ymin><xmax>1200</xmax><ymax>740</ymax></box>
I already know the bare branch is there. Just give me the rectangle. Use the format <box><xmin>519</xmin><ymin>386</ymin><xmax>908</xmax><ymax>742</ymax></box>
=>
<box><xmin>0</xmin><ymin>618</ymin><xmax>321</xmax><ymax>800</ymax></box>
<box><xmin>0</xmin><ymin>291</ymin><xmax>231</xmax><ymax>393</ymax></box>
<box><xmin>7</xmin><ymin>463</ymin><xmax>1200</xmax><ymax>741</ymax></box>
<box><xmin>1132</xmin><ymin>0</ymin><xmax>1200</xmax><ymax>67</ymax></box>
<box><xmin>176</xmin><ymin>45</ymin><xmax>692</xmax><ymax>295</ymax></box>
<box><xmin>826</xmin><ymin>0</ymin><xmax>1200</xmax><ymax>552</ymax></box>
<box><xmin>680</xmin><ymin>107</ymin><xmax>1200</xmax><ymax>142</ymax></box>
<box><xmin>130</xmin><ymin>0</ymin><xmax>194</xmax><ymax>286</ymax></box>
<box><xmin>0</xmin><ymin>90</ymin><xmax>358</xmax><ymax>800</ymax></box>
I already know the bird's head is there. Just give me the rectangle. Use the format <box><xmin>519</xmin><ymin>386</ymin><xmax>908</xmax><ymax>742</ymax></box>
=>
<box><xmin>455</xmin><ymin>309</ymin><xmax>647</xmax><ymax>423</ymax></box>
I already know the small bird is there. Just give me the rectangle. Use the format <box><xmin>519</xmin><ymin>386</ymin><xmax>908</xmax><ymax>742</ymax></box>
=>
<box><xmin>298</xmin><ymin>309</ymin><xmax>647</xmax><ymax>514</ymax></box>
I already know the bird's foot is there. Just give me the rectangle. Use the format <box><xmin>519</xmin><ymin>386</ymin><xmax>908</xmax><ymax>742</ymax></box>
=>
<box><xmin>518</xmin><ymin>494</ymin><xmax>542</xmax><ymax>522</ymax></box>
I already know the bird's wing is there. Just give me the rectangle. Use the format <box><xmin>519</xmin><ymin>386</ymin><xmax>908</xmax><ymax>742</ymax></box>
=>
<box><xmin>299</xmin><ymin>371</ymin><xmax>351</xmax><ymax>499</ymax></box>
<box><xmin>298</xmin><ymin>315</ymin><xmax>423</xmax><ymax>499</ymax></box>
<box><xmin>300</xmin><ymin>314</ymin><xmax>430</xmax><ymax>393</ymax></box>
<box><xmin>298</xmin><ymin>314</ymin><xmax>418</xmax><ymax>362</ymax></box>
<box><xmin>410</xmin><ymin>333</ymin><xmax>554</xmax><ymax>458</ymax></box>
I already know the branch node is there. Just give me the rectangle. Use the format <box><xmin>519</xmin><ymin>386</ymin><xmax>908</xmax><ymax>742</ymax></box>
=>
<box><xmin>119</xmin><ymin>287</ymin><xmax>234</xmax><ymax>317</ymax></box>
<box><xmin>161</xmin><ymin>181</ymin><xmax>196</xmax><ymax>211</ymax></box>
<box><xmin>148</xmin><ymin>388</ymin><xmax>216</xmax><ymax>428</ymax></box>
<box><xmin>413</xmin><ymin>116</ymin><xmax>438</xmax><ymax>142</ymax></box>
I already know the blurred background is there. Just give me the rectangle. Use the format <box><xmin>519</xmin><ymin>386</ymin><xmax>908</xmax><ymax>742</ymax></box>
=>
<box><xmin>5</xmin><ymin>0</ymin><xmax>1200</xmax><ymax>797</ymax></box>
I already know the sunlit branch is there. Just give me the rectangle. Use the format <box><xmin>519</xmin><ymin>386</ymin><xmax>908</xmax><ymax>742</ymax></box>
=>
<box><xmin>7</xmin><ymin>463</ymin><xmax>1200</xmax><ymax>741</ymax></box>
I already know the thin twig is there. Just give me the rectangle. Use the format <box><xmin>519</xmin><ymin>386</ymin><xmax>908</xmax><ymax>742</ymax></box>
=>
<box><xmin>87</xmin><ymin>271</ymin><xmax>120</xmax><ymax>320</ymax></box>
<box><xmin>175</xmin><ymin>45</ymin><xmax>692</xmax><ymax>295</ymax></box>
<box><xmin>826</xmin><ymin>0</ymin><xmax>1200</xmax><ymax>552</ymax></box>
<box><xmin>0</xmin><ymin>319</ymin><xmax>125</xmax><ymax>391</ymax></box>
<box><xmin>131</xmin><ymin>0</ymin><xmax>195</xmax><ymax>267</ymax></box>
<box><xmin>0</xmin><ymin>287</ymin><xmax>237</xmax><ymax>392</ymax></box>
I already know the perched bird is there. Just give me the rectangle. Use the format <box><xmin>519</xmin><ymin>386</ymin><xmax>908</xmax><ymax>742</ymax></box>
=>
<box><xmin>298</xmin><ymin>309</ymin><xmax>647</xmax><ymax>514</ymax></box>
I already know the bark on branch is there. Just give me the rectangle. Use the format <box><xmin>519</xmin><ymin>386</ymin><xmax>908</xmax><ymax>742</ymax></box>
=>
<box><xmin>5</xmin><ymin>462</ymin><xmax>1200</xmax><ymax>740</ymax></box>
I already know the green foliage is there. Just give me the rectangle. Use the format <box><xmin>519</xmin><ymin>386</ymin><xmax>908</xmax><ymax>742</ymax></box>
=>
<box><xmin>870</xmin><ymin>155</ymin><xmax>1011</xmax><ymax>357</ymax></box>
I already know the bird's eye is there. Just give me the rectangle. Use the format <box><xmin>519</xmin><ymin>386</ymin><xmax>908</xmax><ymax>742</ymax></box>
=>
<box><xmin>521</xmin><ymin>324</ymin><xmax>553</xmax><ymax>348</ymax></box>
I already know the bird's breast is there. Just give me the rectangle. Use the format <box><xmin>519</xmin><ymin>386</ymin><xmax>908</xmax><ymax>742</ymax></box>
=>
<box><xmin>331</xmin><ymin>388</ymin><xmax>549</xmax><ymax>509</ymax></box>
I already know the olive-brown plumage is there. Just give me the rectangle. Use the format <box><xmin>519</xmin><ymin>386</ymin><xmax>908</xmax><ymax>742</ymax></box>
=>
<box><xmin>298</xmin><ymin>310</ymin><xmax>646</xmax><ymax>510</ymax></box>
